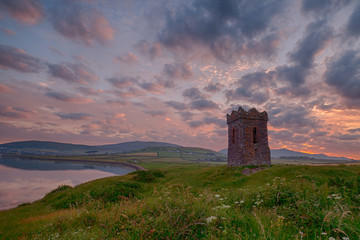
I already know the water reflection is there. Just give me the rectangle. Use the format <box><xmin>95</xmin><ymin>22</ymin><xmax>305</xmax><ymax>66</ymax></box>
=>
<box><xmin>0</xmin><ymin>156</ymin><xmax>134</xmax><ymax>210</ymax></box>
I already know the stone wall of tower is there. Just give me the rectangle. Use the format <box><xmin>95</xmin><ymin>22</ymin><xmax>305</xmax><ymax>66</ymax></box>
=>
<box><xmin>227</xmin><ymin>107</ymin><xmax>271</xmax><ymax>167</ymax></box>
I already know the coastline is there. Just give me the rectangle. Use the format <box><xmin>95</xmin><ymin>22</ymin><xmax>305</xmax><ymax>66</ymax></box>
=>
<box><xmin>5</xmin><ymin>154</ymin><xmax>146</xmax><ymax>171</ymax></box>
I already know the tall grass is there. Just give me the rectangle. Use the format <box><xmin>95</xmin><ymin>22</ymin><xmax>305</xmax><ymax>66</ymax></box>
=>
<box><xmin>1</xmin><ymin>165</ymin><xmax>360</xmax><ymax>239</ymax></box>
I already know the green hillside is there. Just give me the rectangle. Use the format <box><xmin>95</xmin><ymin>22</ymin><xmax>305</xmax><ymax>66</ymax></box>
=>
<box><xmin>1</xmin><ymin>161</ymin><xmax>360</xmax><ymax>239</ymax></box>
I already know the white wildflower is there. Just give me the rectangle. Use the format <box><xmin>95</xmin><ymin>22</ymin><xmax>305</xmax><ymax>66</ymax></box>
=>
<box><xmin>342</xmin><ymin>237</ymin><xmax>349</xmax><ymax>240</ymax></box>
<box><xmin>215</xmin><ymin>194</ymin><xmax>220</xmax><ymax>198</ymax></box>
<box><xmin>329</xmin><ymin>237</ymin><xmax>335</xmax><ymax>240</ymax></box>
<box><xmin>321</xmin><ymin>232</ymin><xmax>327</xmax><ymax>235</ymax></box>
<box><xmin>206</xmin><ymin>216</ymin><xmax>217</xmax><ymax>224</ymax></box>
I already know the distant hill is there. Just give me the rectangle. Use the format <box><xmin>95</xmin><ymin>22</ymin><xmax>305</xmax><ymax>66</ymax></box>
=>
<box><xmin>0</xmin><ymin>140</ymin><xmax>181</xmax><ymax>155</ymax></box>
<box><xmin>218</xmin><ymin>148</ymin><xmax>356</xmax><ymax>161</ymax></box>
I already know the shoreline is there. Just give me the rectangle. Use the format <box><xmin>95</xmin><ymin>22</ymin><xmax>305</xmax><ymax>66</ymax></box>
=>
<box><xmin>6</xmin><ymin>154</ymin><xmax>146</xmax><ymax>171</ymax></box>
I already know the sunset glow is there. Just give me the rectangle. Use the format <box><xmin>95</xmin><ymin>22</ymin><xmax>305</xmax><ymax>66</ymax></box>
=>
<box><xmin>0</xmin><ymin>0</ymin><xmax>360</xmax><ymax>159</ymax></box>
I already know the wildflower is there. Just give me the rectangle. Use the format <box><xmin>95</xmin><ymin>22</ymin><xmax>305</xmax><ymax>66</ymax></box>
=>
<box><xmin>215</xmin><ymin>194</ymin><xmax>220</xmax><ymax>198</ymax></box>
<box><xmin>219</xmin><ymin>198</ymin><xmax>224</xmax><ymax>201</ymax></box>
<box><xmin>342</xmin><ymin>237</ymin><xmax>349</xmax><ymax>240</ymax></box>
<box><xmin>206</xmin><ymin>216</ymin><xmax>217</xmax><ymax>224</ymax></box>
<box><xmin>328</xmin><ymin>237</ymin><xmax>335</xmax><ymax>240</ymax></box>
<box><xmin>321</xmin><ymin>232</ymin><xmax>327</xmax><ymax>235</ymax></box>
<box><xmin>240</xmin><ymin>200</ymin><xmax>244</xmax><ymax>204</ymax></box>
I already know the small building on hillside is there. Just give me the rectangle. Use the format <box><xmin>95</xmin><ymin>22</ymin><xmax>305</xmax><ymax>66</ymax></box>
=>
<box><xmin>226</xmin><ymin>107</ymin><xmax>271</xmax><ymax>167</ymax></box>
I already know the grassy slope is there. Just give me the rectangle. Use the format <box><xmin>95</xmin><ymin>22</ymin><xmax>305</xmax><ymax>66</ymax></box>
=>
<box><xmin>1</xmin><ymin>162</ymin><xmax>360</xmax><ymax>239</ymax></box>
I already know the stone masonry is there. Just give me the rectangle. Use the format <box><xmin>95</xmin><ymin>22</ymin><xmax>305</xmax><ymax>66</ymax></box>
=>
<box><xmin>226</xmin><ymin>107</ymin><xmax>271</xmax><ymax>167</ymax></box>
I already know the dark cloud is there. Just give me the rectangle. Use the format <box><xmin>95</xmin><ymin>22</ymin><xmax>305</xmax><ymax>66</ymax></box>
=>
<box><xmin>301</xmin><ymin>0</ymin><xmax>351</xmax><ymax>16</ymax></box>
<box><xmin>225</xmin><ymin>71</ymin><xmax>272</xmax><ymax>104</ymax></box>
<box><xmin>162</xmin><ymin>62</ymin><xmax>193</xmax><ymax>80</ymax></box>
<box><xmin>45</xmin><ymin>91</ymin><xmax>92</xmax><ymax>103</ymax></box>
<box><xmin>267</xmin><ymin>103</ymin><xmax>319</xmax><ymax>131</ymax></box>
<box><xmin>190</xmin><ymin>99</ymin><xmax>219</xmax><ymax>110</ymax></box>
<box><xmin>108</xmin><ymin>76</ymin><xmax>138</xmax><ymax>88</ymax></box>
<box><xmin>348</xmin><ymin>128</ymin><xmax>360</xmax><ymax>133</ymax></box>
<box><xmin>144</xmin><ymin>110</ymin><xmax>166</xmax><ymax>117</ymax></box>
<box><xmin>0</xmin><ymin>105</ymin><xmax>32</xmax><ymax>119</ymax></box>
<box><xmin>177</xmin><ymin>111</ymin><xmax>194</xmax><ymax>121</ymax></box>
<box><xmin>183</xmin><ymin>88</ymin><xmax>204</xmax><ymax>100</ymax></box>
<box><xmin>77</xmin><ymin>87</ymin><xmax>102</xmax><ymax>96</ymax></box>
<box><xmin>50</xmin><ymin>0</ymin><xmax>115</xmax><ymax>46</ymax></box>
<box><xmin>155</xmin><ymin>76</ymin><xmax>175</xmax><ymax>89</ymax></box>
<box><xmin>165</xmin><ymin>101</ymin><xmax>187</xmax><ymax>110</ymax></box>
<box><xmin>203</xmin><ymin>82</ymin><xmax>223</xmax><ymax>92</ymax></box>
<box><xmin>203</xmin><ymin>117</ymin><xmax>226</xmax><ymax>128</ymax></box>
<box><xmin>289</xmin><ymin>20</ymin><xmax>332</xmax><ymax>69</ymax></box>
<box><xmin>187</xmin><ymin>120</ymin><xmax>203</xmax><ymax>128</ymax></box>
<box><xmin>55</xmin><ymin>112</ymin><xmax>92</xmax><ymax>120</ymax></box>
<box><xmin>158</xmin><ymin>0</ymin><xmax>285</xmax><ymax>62</ymax></box>
<box><xmin>115</xmin><ymin>52</ymin><xmax>138</xmax><ymax>64</ymax></box>
<box><xmin>0</xmin><ymin>44</ymin><xmax>44</xmax><ymax>73</ymax></box>
<box><xmin>48</xmin><ymin>62</ymin><xmax>98</xmax><ymax>84</ymax></box>
<box><xmin>336</xmin><ymin>134</ymin><xmax>360</xmax><ymax>141</ymax></box>
<box><xmin>324</xmin><ymin>50</ymin><xmax>360</xmax><ymax>99</ymax></box>
<box><xmin>347</xmin><ymin>4</ymin><xmax>360</xmax><ymax>36</ymax></box>
<box><xmin>0</xmin><ymin>0</ymin><xmax>44</xmax><ymax>24</ymax></box>
<box><xmin>134</xmin><ymin>40</ymin><xmax>163</xmax><ymax>59</ymax></box>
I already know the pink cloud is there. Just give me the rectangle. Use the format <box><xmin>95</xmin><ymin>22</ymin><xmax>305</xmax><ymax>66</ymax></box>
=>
<box><xmin>0</xmin><ymin>44</ymin><xmax>44</xmax><ymax>73</ymax></box>
<box><xmin>48</xmin><ymin>62</ymin><xmax>99</xmax><ymax>84</ymax></box>
<box><xmin>0</xmin><ymin>105</ymin><xmax>33</xmax><ymax>119</ymax></box>
<box><xmin>1</xmin><ymin>27</ymin><xmax>15</xmax><ymax>35</ymax></box>
<box><xmin>45</xmin><ymin>91</ymin><xmax>93</xmax><ymax>103</ymax></box>
<box><xmin>0</xmin><ymin>84</ymin><xmax>12</xmax><ymax>94</ymax></box>
<box><xmin>0</xmin><ymin>0</ymin><xmax>44</xmax><ymax>25</ymax></box>
<box><xmin>115</xmin><ymin>52</ymin><xmax>138</xmax><ymax>64</ymax></box>
<box><xmin>50</xmin><ymin>1</ymin><xmax>115</xmax><ymax>46</ymax></box>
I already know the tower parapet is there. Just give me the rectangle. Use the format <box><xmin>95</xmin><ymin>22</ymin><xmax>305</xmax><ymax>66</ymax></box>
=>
<box><xmin>227</xmin><ymin>107</ymin><xmax>268</xmax><ymax>123</ymax></box>
<box><xmin>226</xmin><ymin>107</ymin><xmax>271</xmax><ymax>167</ymax></box>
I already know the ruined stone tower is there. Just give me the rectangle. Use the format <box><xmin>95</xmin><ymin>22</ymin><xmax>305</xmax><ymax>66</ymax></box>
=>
<box><xmin>226</xmin><ymin>107</ymin><xmax>271</xmax><ymax>167</ymax></box>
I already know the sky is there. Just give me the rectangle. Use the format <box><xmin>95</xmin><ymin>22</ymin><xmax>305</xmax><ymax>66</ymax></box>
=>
<box><xmin>0</xmin><ymin>0</ymin><xmax>360</xmax><ymax>159</ymax></box>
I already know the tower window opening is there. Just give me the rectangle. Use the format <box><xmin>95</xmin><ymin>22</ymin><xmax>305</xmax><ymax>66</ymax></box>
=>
<box><xmin>232</xmin><ymin>128</ymin><xmax>236</xmax><ymax>144</ymax></box>
<box><xmin>253</xmin><ymin>127</ymin><xmax>257</xmax><ymax>144</ymax></box>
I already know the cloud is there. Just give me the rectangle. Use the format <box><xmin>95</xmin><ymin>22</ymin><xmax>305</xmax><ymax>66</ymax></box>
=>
<box><xmin>77</xmin><ymin>87</ymin><xmax>102</xmax><ymax>96</ymax></box>
<box><xmin>225</xmin><ymin>71</ymin><xmax>272</xmax><ymax>104</ymax></box>
<box><xmin>289</xmin><ymin>20</ymin><xmax>332</xmax><ymax>69</ymax></box>
<box><xmin>1</xmin><ymin>27</ymin><xmax>15</xmax><ymax>35</ymax></box>
<box><xmin>300</xmin><ymin>0</ymin><xmax>351</xmax><ymax>16</ymax></box>
<box><xmin>267</xmin><ymin>103</ymin><xmax>319</xmax><ymax>131</ymax></box>
<box><xmin>55</xmin><ymin>112</ymin><xmax>92</xmax><ymax>120</ymax></box>
<box><xmin>177</xmin><ymin>111</ymin><xmax>194</xmax><ymax>121</ymax></box>
<box><xmin>0</xmin><ymin>84</ymin><xmax>12</xmax><ymax>93</ymax></box>
<box><xmin>190</xmin><ymin>99</ymin><xmax>218</xmax><ymax>110</ymax></box>
<box><xmin>0</xmin><ymin>105</ymin><xmax>32</xmax><ymax>119</ymax></box>
<box><xmin>48</xmin><ymin>62</ymin><xmax>99</xmax><ymax>84</ymax></box>
<box><xmin>187</xmin><ymin>120</ymin><xmax>203</xmax><ymax>128</ymax></box>
<box><xmin>0</xmin><ymin>0</ymin><xmax>44</xmax><ymax>24</ymax></box>
<box><xmin>203</xmin><ymin>117</ymin><xmax>226</xmax><ymax>128</ymax></box>
<box><xmin>115</xmin><ymin>52</ymin><xmax>138</xmax><ymax>64</ymax></box>
<box><xmin>347</xmin><ymin>3</ymin><xmax>360</xmax><ymax>36</ymax></box>
<box><xmin>183</xmin><ymin>87</ymin><xmax>204</xmax><ymax>100</ymax></box>
<box><xmin>165</xmin><ymin>101</ymin><xmax>187</xmax><ymax>110</ymax></box>
<box><xmin>50</xmin><ymin>0</ymin><xmax>115</xmax><ymax>46</ymax></box>
<box><xmin>45</xmin><ymin>91</ymin><xmax>92</xmax><ymax>103</ymax></box>
<box><xmin>134</xmin><ymin>40</ymin><xmax>163</xmax><ymax>59</ymax></box>
<box><xmin>162</xmin><ymin>62</ymin><xmax>193</xmax><ymax>80</ymax></box>
<box><xmin>203</xmin><ymin>82</ymin><xmax>223</xmax><ymax>92</ymax></box>
<box><xmin>144</xmin><ymin>110</ymin><xmax>166</xmax><ymax>117</ymax></box>
<box><xmin>158</xmin><ymin>0</ymin><xmax>286</xmax><ymax>62</ymax></box>
<box><xmin>336</xmin><ymin>133</ymin><xmax>360</xmax><ymax>141</ymax></box>
<box><xmin>324</xmin><ymin>50</ymin><xmax>360</xmax><ymax>99</ymax></box>
<box><xmin>348</xmin><ymin>128</ymin><xmax>360</xmax><ymax>133</ymax></box>
<box><xmin>0</xmin><ymin>44</ymin><xmax>44</xmax><ymax>73</ymax></box>
<box><xmin>108</xmin><ymin>76</ymin><xmax>137</xmax><ymax>88</ymax></box>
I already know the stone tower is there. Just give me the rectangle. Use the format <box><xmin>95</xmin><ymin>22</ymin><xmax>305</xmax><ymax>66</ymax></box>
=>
<box><xmin>226</xmin><ymin>107</ymin><xmax>271</xmax><ymax>167</ymax></box>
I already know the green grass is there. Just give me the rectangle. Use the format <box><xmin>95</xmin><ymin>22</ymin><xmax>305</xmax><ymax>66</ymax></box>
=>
<box><xmin>1</xmin><ymin>163</ymin><xmax>360</xmax><ymax>239</ymax></box>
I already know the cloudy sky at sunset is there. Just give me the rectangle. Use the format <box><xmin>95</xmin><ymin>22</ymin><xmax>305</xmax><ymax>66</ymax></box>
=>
<box><xmin>0</xmin><ymin>0</ymin><xmax>360</xmax><ymax>159</ymax></box>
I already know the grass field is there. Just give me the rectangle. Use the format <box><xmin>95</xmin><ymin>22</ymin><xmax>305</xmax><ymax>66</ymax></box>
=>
<box><xmin>1</xmin><ymin>158</ymin><xmax>360</xmax><ymax>239</ymax></box>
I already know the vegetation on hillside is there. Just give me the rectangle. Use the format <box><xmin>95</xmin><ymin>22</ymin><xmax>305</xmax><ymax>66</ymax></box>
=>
<box><xmin>1</xmin><ymin>161</ymin><xmax>360</xmax><ymax>239</ymax></box>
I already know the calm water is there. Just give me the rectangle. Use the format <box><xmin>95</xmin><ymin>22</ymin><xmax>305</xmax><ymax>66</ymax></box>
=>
<box><xmin>0</xmin><ymin>155</ymin><xmax>134</xmax><ymax>210</ymax></box>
